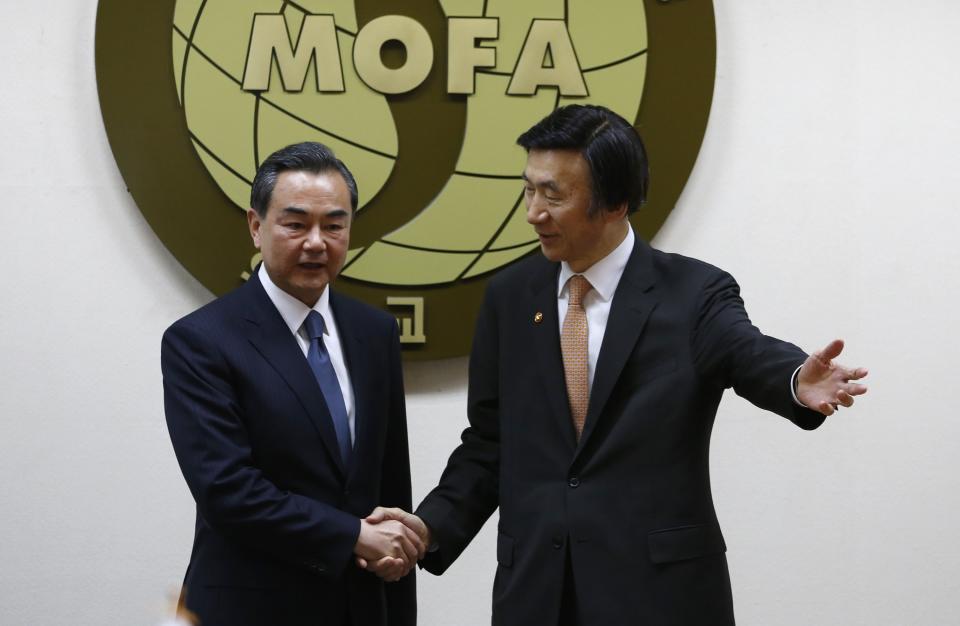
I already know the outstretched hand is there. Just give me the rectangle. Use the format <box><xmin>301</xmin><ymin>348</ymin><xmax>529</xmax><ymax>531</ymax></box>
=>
<box><xmin>797</xmin><ymin>339</ymin><xmax>868</xmax><ymax>416</ymax></box>
<box><xmin>355</xmin><ymin>507</ymin><xmax>431</xmax><ymax>582</ymax></box>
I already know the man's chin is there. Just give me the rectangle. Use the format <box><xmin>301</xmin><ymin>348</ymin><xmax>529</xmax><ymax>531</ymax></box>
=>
<box><xmin>294</xmin><ymin>265</ymin><xmax>331</xmax><ymax>282</ymax></box>
<box><xmin>287</xmin><ymin>278</ymin><xmax>331</xmax><ymax>307</ymax></box>
<box><xmin>539</xmin><ymin>243</ymin><xmax>562</xmax><ymax>262</ymax></box>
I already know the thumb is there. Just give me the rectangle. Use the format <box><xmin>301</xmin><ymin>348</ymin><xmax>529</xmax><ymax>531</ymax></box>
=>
<box><xmin>816</xmin><ymin>338</ymin><xmax>844</xmax><ymax>363</ymax></box>
<box><xmin>365</xmin><ymin>506</ymin><xmax>388</xmax><ymax>523</ymax></box>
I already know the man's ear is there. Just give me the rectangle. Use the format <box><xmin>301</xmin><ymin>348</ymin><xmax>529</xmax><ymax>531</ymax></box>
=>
<box><xmin>247</xmin><ymin>208</ymin><xmax>262</xmax><ymax>249</ymax></box>
<box><xmin>605</xmin><ymin>201</ymin><xmax>629</xmax><ymax>223</ymax></box>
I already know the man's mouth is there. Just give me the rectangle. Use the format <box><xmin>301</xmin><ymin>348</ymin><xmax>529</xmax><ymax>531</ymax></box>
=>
<box><xmin>299</xmin><ymin>262</ymin><xmax>326</xmax><ymax>270</ymax></box>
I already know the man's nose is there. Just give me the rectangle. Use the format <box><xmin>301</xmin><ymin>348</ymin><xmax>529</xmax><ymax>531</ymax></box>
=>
<box><xmin>304</xmin><ymin>226</ymin><xmax>326</xmax><ymax>250</ymax></box>
<box><xmin>526</xmin><ymin>196</ymin><xmax>547</xmax><ymax>225</ymax></box>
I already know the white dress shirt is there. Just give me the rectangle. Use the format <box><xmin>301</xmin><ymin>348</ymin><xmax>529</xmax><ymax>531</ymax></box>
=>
<box><xmin>258</xmin><ymin>265</ymin><xmax>356</xmax><ymax>443</ymax></box>
<box><xmin>557</xmin><ymin>227</ymin><xmax>635</xmax><ymax>393</ymax></box>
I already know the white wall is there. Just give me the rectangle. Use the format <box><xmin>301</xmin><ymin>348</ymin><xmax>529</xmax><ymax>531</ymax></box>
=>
<box><xmin>1</xmin><ymin>2</ymin><xmax>957</xmax><ymax>624</ymax></box>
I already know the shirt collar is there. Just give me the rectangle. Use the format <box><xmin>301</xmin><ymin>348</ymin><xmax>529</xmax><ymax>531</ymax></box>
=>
<box><xmin>557</xmin><ymin>226</ymin><xmax>634</xmax><ymax>301</ymax></box>
<box><xmin>258</xmin><ymin>264</ymin><xmax>331</xmax><ymax>336</ymax></box>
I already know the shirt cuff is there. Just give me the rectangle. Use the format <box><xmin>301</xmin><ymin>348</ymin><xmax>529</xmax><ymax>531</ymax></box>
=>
<box><xmin>790</xmin><ymin>365</ymin><xmax>806</xmax><ymax>407</ymax></box>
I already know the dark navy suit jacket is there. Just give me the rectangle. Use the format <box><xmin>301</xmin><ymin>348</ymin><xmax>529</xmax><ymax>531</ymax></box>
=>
<box><xmin>416</xmin><ymin>235</ymin><xmax>824</xmax><ymax>625</ymax></box>
<box><xmin>162</xmin><ymin>273</ymin><xmax>415</xmax><ymax>626</ymax></box>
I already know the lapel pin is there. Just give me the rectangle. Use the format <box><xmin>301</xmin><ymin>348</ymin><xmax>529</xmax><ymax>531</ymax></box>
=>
<box><xmin>534</xmin><ymin>312</ymin><xmax>544</xmax><ymax>324</ymax></box>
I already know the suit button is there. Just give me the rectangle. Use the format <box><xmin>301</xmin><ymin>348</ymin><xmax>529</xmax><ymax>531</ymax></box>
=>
<box><xmin>568</xmin><ymin>477</ymin><xmax>580</xmax><ymax>488</ymax></box>
<box><xmin>552</xmin><ymin>536</ymin><xmax>564</xmax><ymax>549</ymax></box>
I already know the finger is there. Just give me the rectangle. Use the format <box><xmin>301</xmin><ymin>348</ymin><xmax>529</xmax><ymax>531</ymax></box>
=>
<box><xmin>368</xmin><ymin>556</ymin><xmax>402</xmax><ymax>576</ymax></box>
<box><xmin>381</xmin><ymin>558</ymin><xmax>406</xmax><ymax>582</ymax></box>
<box><xmin>356</xmin><ymin>556</ymin><xmax>369</xmax><ymax>569</ymax></box>
<box><xmin>408</xmin><ymin>515</ymin><xmax>430</xmax><ymax>543</ymax></box>
<box><xmin>386</xmin><ymin>567</ymin><xmax>406</xmax><ymax>582</ymax></box>
<box><xmin>397</xmin><ymin>533</ymin><xmax>419</xmax><ymax>563</ymax></box>
<box><xmin>366</xmin><ymin>507</ymin><xmax>404</xmax><ymax>524</ymax></box>
<box><xmin>837</xmin><ymin>391</ymin><xmax>854</xmax><ymax>407</ymax></box>
<box><xmin>839</xmin><ymin>366</ymin><xmax>868</xmax><ymax>382</ymax></box>
<box><xmin>365</xmin><ymin>507</ymin><xmax>387</xmax><ymax>523</ymax></box>
<box><xmin>378</xmin><ymin>556</ymin><xmax>403</xmax><ymax>570</ymax></box>
<box><xmin>815</xmin><ymin>339</ymin><xmax>844</xmax><ymax>363</ymax></box>
<box><xmin>380</xmin><ymin>567</ymin><xmax>403</xmax><ymax>582</ymax></box>
<box><xmin>390</xmin><ymin>524</ymin><xmax>420</xmax><ymax>564</ymax></box>
<box><xmin>394</xmin><ymin>560</ymin><xmax>416</xmax><ymax>581</ymax></box>
<box><xmin>391</xmin><ymin>562</ymin><xmax>410</xmax><ymax>581</ymax></box>
<box><xmin>818</xmin><ymin>401</ymin><xmax>836</xmax><ymax>416</ymax></box>
<box><xmin>401</xmin><ymin>524</ymin><xmax>426</xmax><ymax>558</ymax></box>
<box><xmin>845</xmin><ymin>382</ymin><xmax>868</xmax><ymax>396</ymax></box>
<box><xmin>417</xmin><ymin>523</ymin><xmax>431</xmax><ymax>551</ymax></box>
<box><xmin>394</xmin><ymin>511</ymin><xmax>425</xmax><ymax>537</ymax></box>
<box><xmin>389</xmin><ymin>561</ymin><xmax>410</xmax><ymax>582</ymax></box>
<box><xmin>843</xmin><ymin>367</ymin><xmax>868</xmax><ymax>381</ymax></box>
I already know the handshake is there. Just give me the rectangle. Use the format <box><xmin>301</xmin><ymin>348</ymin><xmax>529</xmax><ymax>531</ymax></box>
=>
<box><xmin>353</xmin><ymin>507</ymin><xmax>431</xmax><ymax>582</ymax></box>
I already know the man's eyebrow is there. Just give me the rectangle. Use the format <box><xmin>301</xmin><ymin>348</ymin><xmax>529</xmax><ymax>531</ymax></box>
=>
<box><xmin>325</xmin><ymin>209</ymin><xmax>350</xmax><ymax>219</ymax></box>
<box><xmin>280</xmin><ymin>207</ymin><xmax>308</xmax><ymax>215</ymax></box>
<box><xmin>521</xmin><ymin>174</ymin><xmax>560</xmax><ymax>192</ymax></box>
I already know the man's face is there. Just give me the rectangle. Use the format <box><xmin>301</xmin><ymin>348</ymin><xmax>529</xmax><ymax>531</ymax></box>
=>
<box><xmin>247</xmin><ymin>169</ymin><xmax>352</xmax><ymax>307</ymax></box>
<box><xmin>523</xmin><ymin>149</ymin><xmax>626</xmax><ymax>273</ymax></box>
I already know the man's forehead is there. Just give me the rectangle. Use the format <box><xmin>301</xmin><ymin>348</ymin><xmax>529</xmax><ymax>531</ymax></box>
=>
<box><xmin>523</xmin><ymin>148</ymin><xmax>588</xmax><ymax>186</ymax></box>
<box><xmin>268</xmin><ymin>169</ymin><xmax>351</xmax><ymax>212</ymax></box>
<box><xmin>274</xmin><ymin>168</ymin><xmax>346</xmax><ymax>190</ymax></box>
<box><xmin>277</xmin><ymin>205</ymin><xmax>348</xmax><ymax>216</ymax></box>
<box><xmin>521</xmin><ymin>168</ymin><xmax>559</xmax><ymax>188</ymax></box>
<box><xmin>272</xmin><ymin>205</ymin><xmax>351</xmax><ymax>220</ymax></box>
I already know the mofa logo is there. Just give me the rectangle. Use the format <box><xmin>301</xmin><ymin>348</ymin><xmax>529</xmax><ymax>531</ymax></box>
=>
<box><xmin>96</xmin><ymin>0</ymin><xmax>716</xmax><ymax>359</ymax></box>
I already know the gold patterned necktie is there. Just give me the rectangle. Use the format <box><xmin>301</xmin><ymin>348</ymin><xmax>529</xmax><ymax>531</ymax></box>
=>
<box><xmin>561</xmin><ymin>274</ymin><xmax>593</xmax><ymax>439</ymax></box>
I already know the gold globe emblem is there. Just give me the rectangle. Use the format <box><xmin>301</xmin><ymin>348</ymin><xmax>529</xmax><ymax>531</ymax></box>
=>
<box><xmin>172</xmin><ymin>0</ymin><xmax>648</xmax><ymax>287</ymax></box>
<box><xmin>97</xmin><ymin>0</ymin><xmax>716</xmax><ymax>358</ymax></box>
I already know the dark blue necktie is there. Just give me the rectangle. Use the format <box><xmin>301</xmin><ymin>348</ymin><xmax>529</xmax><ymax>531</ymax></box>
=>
<box><xmin>304</xmin><ymin>310</ymin><xmax>352</xmax><ymax>464</ymax></box>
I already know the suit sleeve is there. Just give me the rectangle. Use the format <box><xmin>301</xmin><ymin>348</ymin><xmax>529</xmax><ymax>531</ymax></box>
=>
<box><xmin>416</xmin><ymin>284</ymin><xmax>501</xmax><ymax>575</ymax></box>
<box><xmin>690</xmin><ymin>270</ymin><xmax>826</xmax><ymax>430</ymax></box>
<box><xmin>380</xmin><ymin>322</ymin><xmax>417</xmax><ymax>626</ymax></box>
<box><xmin>161</xmin><ymin>321</ymin><xmax>361</xmax><ymax>578</ymax></box>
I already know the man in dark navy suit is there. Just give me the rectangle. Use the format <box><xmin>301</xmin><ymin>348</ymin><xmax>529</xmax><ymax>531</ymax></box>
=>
<box><xmin>362</xmin><ymin>106</ymin><xmax>869</xmax><ymax>625</ymax></box>
<box><xmin>162</xmin><ymin>142</ymin><xmax>421</xmax><ymax>626</ymax></box>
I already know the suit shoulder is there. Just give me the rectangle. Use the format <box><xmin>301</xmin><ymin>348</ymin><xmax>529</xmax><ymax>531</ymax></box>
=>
<box><xmin>330</xmin><ymin>289</ymin><xmax>396</xmax><ymax>329</ymax></box>
<box><xmin>486</xmin><ymin>251</ymin><xmax>551</xmax><ymax>293</ymax></box>
<box><xmin>650</xmin><ymin>248</ymin><xmax>735</xmax><ymax>285</ymax></box>
<box><xmin>162</xmin><ymin>282</ymin><xmax>250</xmax><ymax>340</ymax></box>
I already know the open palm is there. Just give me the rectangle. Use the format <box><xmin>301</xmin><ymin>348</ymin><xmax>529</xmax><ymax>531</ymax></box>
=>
<box><xmin>797</xmin><ymin>339</ymin><xmax>868</xmax><ymax>416</ymax></box>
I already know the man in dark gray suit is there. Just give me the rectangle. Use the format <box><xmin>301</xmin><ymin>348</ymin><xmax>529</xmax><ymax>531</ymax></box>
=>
<box><xmin>361</xmin><ymin>105</ymin><xmax>867</xmax><ymax>625</ymax></box>
<box><xmin>163</xmin><ymin>142</ymin><xmax>423</xmax><ymax>626</ymax></box>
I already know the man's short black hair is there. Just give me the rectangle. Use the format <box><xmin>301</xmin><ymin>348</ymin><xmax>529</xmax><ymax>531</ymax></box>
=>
<box><xmin>516</xmin><ymin>104</ymin><xmax>649</xmax><ymax>216</ymax></box>
<box><xmin>250</xmin><ymin>142</ymin><xmax>359</xmax><ymax>217</ymax></box>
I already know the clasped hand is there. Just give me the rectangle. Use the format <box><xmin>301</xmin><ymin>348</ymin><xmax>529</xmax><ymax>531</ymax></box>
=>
<box><xmin>353</xmin><ymin>507</ymin><xmax>431</xmax><ymax>582</ymax></box>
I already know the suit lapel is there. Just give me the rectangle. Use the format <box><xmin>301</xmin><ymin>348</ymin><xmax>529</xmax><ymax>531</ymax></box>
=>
<box><xmin>329</xmin><ymin>292</ymin><xmax>368</xmax><ymax>484</ymax></box>
<box><xmin>241</xmin><ymin>276</ymin><xmax>347</xmax><ymax>479</ymax></box>
<box><xmin>575</xmin><ymin>237</ymin><xmax>659</xmax><ymax>456</ymax></box>
<box><xmin>529</xmin><ymin>260</ymin><xmax>579</xmax><ymax>450</ymax></box>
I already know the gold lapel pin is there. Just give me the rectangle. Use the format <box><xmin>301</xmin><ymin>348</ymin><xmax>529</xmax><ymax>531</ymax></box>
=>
<box><xmin>534</xmin><ymin>311</ymin><xmax>544</xmax><ymax>324</ymax></box>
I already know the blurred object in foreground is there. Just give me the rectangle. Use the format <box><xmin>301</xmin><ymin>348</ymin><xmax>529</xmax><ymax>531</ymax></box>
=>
<box><xmin>157</xmin><ymin>587</ymin><xmax>198</xmax><ymax>626</ymax></box>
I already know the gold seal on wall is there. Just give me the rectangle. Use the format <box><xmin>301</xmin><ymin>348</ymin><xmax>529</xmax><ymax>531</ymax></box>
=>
<box><xmin>96</xmin><ymin>0</ymin><xmax>716</xmax><ymax>360</ymax></box>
